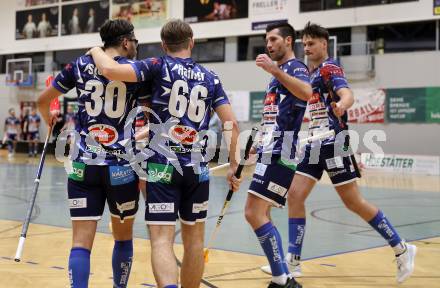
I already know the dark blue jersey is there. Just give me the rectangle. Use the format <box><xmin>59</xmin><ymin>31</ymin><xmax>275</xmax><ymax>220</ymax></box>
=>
<box><xmin>257</xmin><ymin>58</ymin><xmax>310</xmax><ymax>159</ymax></box>
<box><xmin>131</xmin><ymin>55</ymin><xmax>230</xmax><ymax>166</ymax></box>
<box><xmin>27</xmin><ymin>114</ymin><xmax>40</xmax><ymax>133</ymax></box>
<box><xmin>52</xmin><ymin>55</ymin><xmax>149</xmax><ymax>165</ymax></box>
<box><xmin>308</xmin><ymin>58</ymin><xmax>349</xmax><ymax>144</ymax></box>
<box><xmin>5</xmin><ymin>116</ymin><xmax>20</xmax><ymax>134</ymax></box>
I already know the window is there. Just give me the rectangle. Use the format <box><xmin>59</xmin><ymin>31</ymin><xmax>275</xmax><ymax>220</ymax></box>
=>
<box><xmin>14</xmin><ymin>52</ymin><xmax>45</xmax><ymax>72</ymax></box>
<box><xmin>138</xmin><ymin>38</ymin><xmax>225</xmax><ymax>63</ymax></box>
<box><xmin>138</xmin><ymin>43</ymin><xmax>164</xmax><ymax>59</ymax></box>
<box><xmin>368</xmin><ymin>20</ymin><xmax>436</xmax><ymax>53</ymax></box>
<box><xmin>237</xmin><ymin>35</ymin><xmax>266</xmax><ymax>61</ymax></box>
<box><xmin>192</xmin><ymin>38</ymin><xmax>225</xmax><ymax>63</ymax></box>
<box><xmin>328</xmin><ymin>27</ymin><xmax>351</xmax><ymax>56</ymax></box>
<box><xmin>54</xmin><ymin>48</ymin><xmax>87</xmax><ymax>70</ymax></box>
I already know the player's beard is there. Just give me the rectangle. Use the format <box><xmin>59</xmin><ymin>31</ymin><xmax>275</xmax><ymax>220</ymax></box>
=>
<box><xmin>269</xmin><ymin>50</ymin><xmax>284</xmax><ymax>62</ymax></box>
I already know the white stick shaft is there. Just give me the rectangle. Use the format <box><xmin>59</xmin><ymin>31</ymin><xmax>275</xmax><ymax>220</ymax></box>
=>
<box><xmin>299</xmin><ymin>130</ymin><xmax>335</xmax><ymax>146</ymax></box>
<box><xmin>209</xmin><ymin>163</ymin><xmax>230</xmax><ymax>172</ymax></box>
<box><xmin>14</xmin><ymin>236</ymin><xmax>26</xmax><ymax>262</ymax></box>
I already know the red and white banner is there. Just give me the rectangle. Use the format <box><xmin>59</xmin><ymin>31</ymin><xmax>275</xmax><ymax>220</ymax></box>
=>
<box><xmin>348</xmin><ymin>88</ymin><xmax>385</xmax><ymax>123</ymax></box>
<box><xmin>303</xmin><ymin>88</ymin><xmax>385</xmax><ymax>123</ymax></box>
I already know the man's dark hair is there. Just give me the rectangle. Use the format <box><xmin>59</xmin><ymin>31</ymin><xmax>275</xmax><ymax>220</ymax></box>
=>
<box><xmin>160</xmin><ymin>19</ymin><xmax>193</xmax><ymax>53</ymax></box>
<box><xmin>301</xmin><ymin>22</ymin><xmax>329</xmax><ymax>42</ymax></box>
<box><xmin>266</xmin><ymin>22</ymin><xmax>296</xmax><ymax>45</ymax></box>
<box><xmin>99</xmin><ymin>19</ymin><xmax>135</xmax><ymax>49</ymax></box>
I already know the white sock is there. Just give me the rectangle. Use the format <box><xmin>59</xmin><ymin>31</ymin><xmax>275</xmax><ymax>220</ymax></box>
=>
<box><xmin>393</xmin><ymin>241</ymin><xmax>407</xmax><ymax>256</ymax></box>
<box><xmin>272</xmin><ymin>273</ymin><xmax>288</xmax><ymax>285</ymax></box>
<box><xmin>286</xmin><ymin>253</ymin><xmax>300</xmax><ymax>266</ymax></box>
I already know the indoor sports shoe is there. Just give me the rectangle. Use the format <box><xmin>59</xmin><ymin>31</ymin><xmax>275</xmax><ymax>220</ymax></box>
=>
<box><xmin>261</xmin><ymin>253</ymin><xmax>302</xmax><ymax>277</ymax></box>
<box><xmin>396</xmin><ymin>243</ymin><xmax>417</xmax><ymax>283</ymax></box>
<box><xmin>267</xmin><ymin>277</ymin><xmax>302</xmax><ymax>288</ymax></box>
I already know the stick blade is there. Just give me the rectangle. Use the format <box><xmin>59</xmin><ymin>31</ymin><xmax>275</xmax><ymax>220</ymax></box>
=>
<box><xmin>203</xmin><ymin>249</ymin><xmax>209</xmax><ymax>263</ymax></box>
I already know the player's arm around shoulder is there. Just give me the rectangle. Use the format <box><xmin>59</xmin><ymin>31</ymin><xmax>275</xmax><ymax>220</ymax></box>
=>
<box><xmin>256</xmin><ymin>54</ymin><xmax>312</xmax><ymax>101</ymax></box>
<box><xmin>88</xmin><ymin>47</ymin><xmax>138</xmax><ymax>82</ymax></box>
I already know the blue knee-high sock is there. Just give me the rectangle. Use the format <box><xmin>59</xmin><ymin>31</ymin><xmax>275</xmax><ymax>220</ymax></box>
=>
<box><xmin>255</xmin><ymin>222</ymin><xmax>287</xmax><ymax>277</ymax></box>
<box><xmin>272</xmin><ymin>225</ymin><xmax>290</xmax><ymax>275</ymax></box>
<box><xmin>112</xmin><ymin>240</ymin><xmax>133</xmax><ymax>288</ymax></box>
<box><xmin>7</xmin><ymin>141</ymin><xmax>12</xmax><ymax>153</ymax></box>
<box><xmin>164</xmin><ymin>285</ymin><xmax>178</xmax><ymax>288</ymax></box>
<box><xmin>68</xmin><ymin>247</ymin><xmax>91</xmax><ymax>288</ymax></box>
<box><xmin>368</xmin><ymin>210</ymin><xmax>402</xmax><ymax>247</ymax></box>
<box><xmin>288</xmin><ymin>218</ymin><xmax>306</xmax><ymax>259</ymax></box>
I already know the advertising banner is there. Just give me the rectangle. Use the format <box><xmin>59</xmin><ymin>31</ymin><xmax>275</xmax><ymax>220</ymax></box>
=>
<box><xmin>386</xmin><ymin>88</ymin><xmax>426</xmax><ymax>123</ymax></box>
<box><xmin>249</xmin><ymin>91</ymin><xmax>265</xmax><ymax>122</ymax></box>
<box><xmin>184</xmin><ymin>0</ymin><xmax>248</xmax><ymax>23</ymax></box>
<box><xmin>61</xmin><ymin>1</ymin><xmax>109</xmax><ymax>35</ymax></box>
<box><xmin>16</xmin><ymin>6</ymin><xmax>59</xmax><ymax>39</ymax></box>
<box><xmin>361</xmin><ymin>153</ymin><xmax>440</xmax><ymax>176</ymax></box>
<box><xmin>111</xmin><ymin>0</ymin><xmax>168</xmax><ymax>29</ymax></box>
<box><xmin>347</xmin><ymin>88</ymin><xmax>385</xmax><ymax>123</ymax></box>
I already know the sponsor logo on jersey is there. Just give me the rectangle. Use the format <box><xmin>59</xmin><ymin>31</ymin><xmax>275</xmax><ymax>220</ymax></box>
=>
<box><xmin>148</xmin><ymin>203</ymin><xmax>174</xmax><ymax>213</ymax></box>
<box><xmin>86</xmin><ymin>144</ymin><xmax>124</xmax><ymax>156</ymax></box>
<box><xmin>267</xmin><ymin>181</ymin><xmax>287</xmax><ymax>196</ymax></box>
<box><xmin>88</xmin><ymin>124</ymin><xmax>118</xmax><ymax>146</ymax></box>
<box><xmin>263</xmin><ymin>115</ymin><xmax>277</xmax><ymax>122</ymax></box>
<box><xmin>192</xmin><ymin>201</ymin><xmax>208</xmax><ymax>213</ymax></box>
<box><xmin>310</xmin><ymin>110</ymin><xmax>328</xmax><ymax>118</ymax></box>
<box><xmin>309</xmin><ymin>92</ymin><xmax>320</xmax><ymax>104</ymax></box>
<box><xmin>169</xmin><ymin>125</ymin><xmax>199</xmax><ymax>145</ymax></box>
<box><xmin>69</xmin><ymin>198</ymin><xmax>87</xmax><ymax>209</ymax></box>
<box><xmin>294</xmin><ymin>67</ymin><xmax>308</xmax><ymax>74</ymax></box>
<box><xmin>252</xmin><ymin>177</ymin><xmax>265</xmax><ymax>185</ymax></box>
<box><xmin>326</xmin><ymin>156</ymin><xmax>344</xmax><ymax>170</ymax></box>
<box><xmin>309</xmin><ymin>102</ymin><xmax>326</xmax><ymax>111</ymax></box>
<box><xmin>264</xmin><ymin>93</ymin><xmax>276</xmax><ymax>105</ymax></box>
<box><xmin>255</xmin><ymin>163</ymin><xmax>267</xmax><ymax>176</ymax></box>
<box><xmin>170</xmin><ymin>146</ymin><xmax>205</xmax><ymax>153</ymax></box>
<box><xmin>109</xmin><ymin>166</ymin><xmax>135</xmax><ymax>186</ymax></box>
<box><xmin>263</xmin><ymin>105</ymin><xmax>278</xmax><ymax>113</ymax></box>
<box><xmin>68</xmin><ymin>161</ymin><xmax>86</xmax><ymax>181</ymax></box>
<box><xmin>327</xmin><ymin>169</ymin><xmax>347</xmax><ymax>178</ymax></box>
<box><xmin>116</xmin><ymin>201</ymin><xmax>136</xmax><ymax>214</ymax></box>
<box><xmin>147</xmin><ymin>163</ymin><xmax>173</xmax><ymax>184</ymax></box>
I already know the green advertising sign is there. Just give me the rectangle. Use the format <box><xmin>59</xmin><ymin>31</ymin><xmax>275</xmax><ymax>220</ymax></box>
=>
<box><xmin>425</xmin><ymin>87</ymin><xmax>440</xmax><ymax>123</ymax></box>
<box><xmin>386</xmin><ymin>88</ymin><xmax>426</xmax><ymax>123</ymax></box>
<box><xmin>249</xmin><ymin>92</ymin><xmax>265</xmax><ymax>121</ymax></box>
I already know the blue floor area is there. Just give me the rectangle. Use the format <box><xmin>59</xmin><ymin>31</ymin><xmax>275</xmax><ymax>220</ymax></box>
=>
<box><xmin>1</xmin><ymin>163</ymin><xmax>440</xmax><ymax>260</ymax></box>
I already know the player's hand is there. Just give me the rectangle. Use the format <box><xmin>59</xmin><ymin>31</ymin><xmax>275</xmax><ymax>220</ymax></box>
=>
<box><xmin>227</xmin><ymin>166</ymin><xmax>242</xmax><ymax>192</ymax></box>
<box><xmin>256</xmin><ymin>54</ymin><xmax>278</xmax><ymax>75</ymax></box>
<box><xmin>48</xmin><ymin>110</ymin><xmax>59</xmax><ymax>127</ymax></box>
<box><xmin>331</xmin><ymin>102</ymin><xmax>346</xmax><ymax>117</ymax></box>
<box><xmin>245</xmin><ymin>146</ymin><xmax>258</xmax><ymax>165</ymax></box>
<box><xmin>86</xmin><ymin>46</ymin><xmax>102</xmax><ymax>56</ymax></box>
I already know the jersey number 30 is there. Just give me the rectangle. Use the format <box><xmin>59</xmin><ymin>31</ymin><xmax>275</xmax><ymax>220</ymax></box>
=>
<box><xmin>84</xmin><ymin>80</ymin><xmax>127</xmax><ymax>118</ymax></box>
<box><xmin>169</xmin><ymin>80</ymin><xmax>208</xmax><ymax>123</ymax></box>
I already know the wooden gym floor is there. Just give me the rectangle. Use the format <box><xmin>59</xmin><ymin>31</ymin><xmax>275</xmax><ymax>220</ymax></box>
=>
<box><xmin>0</xmin><ymin>152</ymin><xmax>439</xmax><ymax>287</ymax></box>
